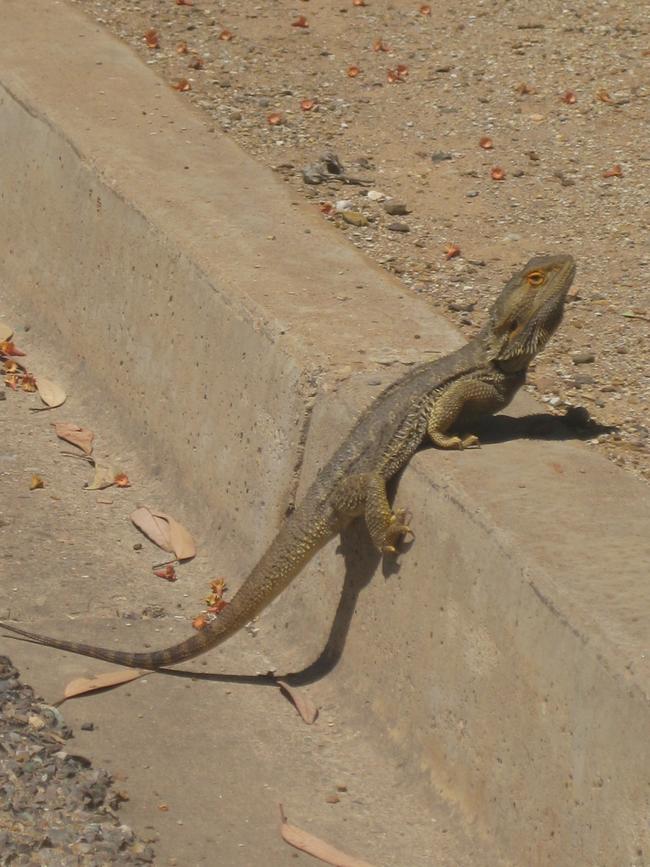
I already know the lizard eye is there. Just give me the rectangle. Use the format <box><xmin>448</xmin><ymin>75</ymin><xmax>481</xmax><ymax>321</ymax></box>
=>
<box><xmin>526</xmin><ymin>270</ymin><xmax>546</xmax><ymax>287</ymax></box>
<box><xmin>508</xmin><ymin>319</ymin><xmax>519</xmax><ymax>333</ymax></box>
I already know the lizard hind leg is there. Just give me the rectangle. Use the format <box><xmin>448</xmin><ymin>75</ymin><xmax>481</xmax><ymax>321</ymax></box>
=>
<box><xmin>364</xmin><ymin>473</ymin><xmax>413</xmax><ymax>555</ymax></box>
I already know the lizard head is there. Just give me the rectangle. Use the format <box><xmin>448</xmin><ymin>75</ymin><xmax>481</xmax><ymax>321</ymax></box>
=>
<box><xmin>485</xmin><ymin>253</ymin><xmax>576</xmax><ymax>371</ymax></box>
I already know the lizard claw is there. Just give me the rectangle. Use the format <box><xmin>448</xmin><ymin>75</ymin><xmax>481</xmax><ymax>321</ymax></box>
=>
<box><xmin>382</xmin><ymin>509</ymin><xmax>414</xmax><ymax>555</ymax></box>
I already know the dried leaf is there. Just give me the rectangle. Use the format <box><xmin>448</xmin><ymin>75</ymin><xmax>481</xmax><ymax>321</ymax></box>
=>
<box><xmin>176</xmin><ymin>40</ymin><xmax>188</xmax><ymax>53</ymax></box>
<box><xmin>192</xmin><ymin>614</ymin><xmax>208</xmax><ymax>630</ymax></box>
<box><xmin>153</xmin><ymin>564</ymin><xmax>177</xmax><ymax>582</ymax></box>
<box><xmin>387</xmin><ymin>65</ymin><xmax>408</xmax><ymax>83</ymax></box>
<box><xmin>596</xmin><ymin>88</ymin><xmax>614</xmax><ymax>104</ymax></box>
<box><xmin>602</xmin><ymin>164</ymin><xmax>623</xmax><ymax>178</ymax></box>
<box><xmin>372</xmin><ymin>38</ymin><xmax>389</xmax><ymax>52</ymax></box>
<box><xmin>37</xmin><ymin>377</ymin><xmax>66</xmax><ymax>409</ymax></box>
<box><xmin>291</xmin><ymin>15</ymin><xmax>309</xmax><ymax>28</ymax></box>
<box><xmin>479</xmin><ymin>136</ymin><xmax>493</xmax><ymax>150</ymax></box>
<box><xmin>30</xmin><ymin>475</ymin><xmax>45</xmax><ymax>491</ymax></box>
<box><xmin>279</xmin><ymin>806</ymin><xmax>377</xmax><ymax>867</ymax></box>
<box><xmin>21</xmin><ymin>373</ymin><xmax>37</xmax><ymax>393</ymax></box>
<box><xmin>188</xmin><ymin>55</ymin><xmax>203</xmax><ymax>70</ymax></box>
<box><xmin>130</xmin><ymin>507</ymin><xmax>173</xmax><ymax>552</ymax></box>
<box><xmin>277</xmin><ymin>680</ymin><xmax>318</xmax><ymax>725</ymax></box>
<box><xmin>561</xmin><ymin>90</ymin><xmax>577</xmax><ymax>104</ymax></box>
<box><xmin>62</xmin><ymin>669</ymin><xmax>146</xmax><ymax>702</ymax></box>
<box><xmin>443</xmin><ymin>243</ymin><xmax>461</xmax><ymax>260</ymax></box>
<box><xmin>420</xmin><ymin>3</ymin><xmax>432</xmax><ymax>13</ymax></box>
<box><xmin>352</xmin><ymin>0</ymin><xmax>367</xmax><ymax>6</ymax></box>
<box><xmin>347</xmin><ymin>65</ymin><xmax>361</xmax><ymax>78</ymax></box>
<box><xmin>0</xmin><ymin>341</ymin><xmax>26</xmax><ymax>357</ymax></box>
<box><xmin>114</xmin><ymin>473</ymin><xmax>131</xmax><ymax>488</ymax></box>
<box><xmin>144</xmin><ymin>28</ymin><xmax>159</xmax><ymax>49</ymax></box>
<box><xmin>267</xmin><ymin>112</ymin><xmax>283</xmax><ymax>125</ymax></box>
<box><xmin>0</xmin><ymin>322</ymin><xmax>13</xmax><ymax>342</ymax></box>
<box><xmin>218</xmin><ymin>29</ymin><xmax>234</xmax><ymax>41</ymax></box>
<box><xmin>172</xmin><ymin>78</ymin><xmax>191</xmax><ymax>92</ymax></box>
<box><xmin>85</xmin><ymin>464</ymin><xmax>116</xmax><ymax>491</ymax></box>
<box><xmin>130</xmin><ymin>507</ymin><xmax>196</xmax><ymax>561</ymax></box>
<box><xmin>53</xmin><ymin>422</ymin><xmax>94</xmax><ymax>455</ymax></box>
<box><xmin>515</xmin><ymin>82</ymin><xmax>536</xmax><ymax>95</ymax></box>
<box><xmin>490</xmin><ymin>166</ymin><xmax>506</xmax><ymax>181</ymax></box>
<box><xmin>176</xmin><ymin>0</ymin><xmax>193</xmax><ymax>5</ymax></box>
<box><xmin>300</xmin><ymin>98</ymin><xmax>318</xmax><ymax>111</ymax></box>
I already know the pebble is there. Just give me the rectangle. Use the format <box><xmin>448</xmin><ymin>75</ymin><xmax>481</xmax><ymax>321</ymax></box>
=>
<box><xmin>383</xmin><ymin>201</ymin><xmax>409</xmax><ymax>216</ymax></box>
<box><xmin>341</xmin><ymin>211</ymin><xmax>368</xmax><ymax>227</ymax></box>
<box><xmin>366</xmin><ymin>189</ymin><xmax>386</xmax><ymax>201</ymax></box>
<box><xmin>386</xmin><ymin>222</ymin><xmax>410</xmax><ymax>233</ymax></box>
<box><xmin>431</xmin><ymin>151</ymin><xmax>453</xmax><ymax>162</ymax></box>
<box><xmin>572</xmin><ymin>351</ymin><xmax>596</xmax><ymax>364</ymax></box>
<box><xmin>335</xmin><ymin>199</ymin><xmax>354</xmax><ymax>212</ymax></box>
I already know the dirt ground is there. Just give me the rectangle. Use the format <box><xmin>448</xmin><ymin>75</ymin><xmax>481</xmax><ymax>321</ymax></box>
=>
<box><xmin>69</xmin><ymin>0</ymin><xmax>650</xmax><ymax>483</ymax></box>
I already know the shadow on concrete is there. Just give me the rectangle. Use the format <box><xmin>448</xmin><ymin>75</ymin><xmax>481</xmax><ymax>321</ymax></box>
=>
<box><xmin>154</xmin><ymin>406</ymin><xmax>613</xmax><ymax>688</ymax></box>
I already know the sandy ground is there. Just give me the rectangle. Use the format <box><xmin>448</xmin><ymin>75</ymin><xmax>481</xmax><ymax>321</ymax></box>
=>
<box><xmin>69</xmin><ymin>0</ymin><xmax>650</xmax><ymax>483</ymax></box>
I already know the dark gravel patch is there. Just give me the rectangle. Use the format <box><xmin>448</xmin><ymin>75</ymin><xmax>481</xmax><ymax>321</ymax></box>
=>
<box><xmin>0</xmin><ymin>656</ymin><xmax>155</xmax><ymax>865</ymax></box>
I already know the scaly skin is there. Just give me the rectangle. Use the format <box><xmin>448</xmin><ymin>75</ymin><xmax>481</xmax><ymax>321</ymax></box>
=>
<box><xmin>1</xmin><ymin>254</ymin><xmax>576</xmax><ymax>670</ymax></box>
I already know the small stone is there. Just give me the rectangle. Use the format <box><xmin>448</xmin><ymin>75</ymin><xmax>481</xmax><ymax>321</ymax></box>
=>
<box><xmin>366</xmin><ymin>189</ymin><xmax>385</xmax><ymax>201</ymax></box>
<box><xmin>335</xmin><ymin>200</ymin><xmax>354</xmax><ymax>212</ymax></box>
<box><xmin>386</xmin><ymin>222</ymin><xmax>410</xmax><ymax>233</ymax></box>
<box><xmin>383</xmin><ymin>201</ymin><xmax>409</xmax><ymax>216</ymax></box>
<box><xmin>325</xmin><ymin>794</ymin><xmax>340</xmax><ymax>804</ymax></box>
<box><xmin>572</xmin><ymin>351</ymin><xmax>596</xmax><ymax>364</ymax></box>
<box><xmin>466</xmin><ymin>191</ymin><xmax>479</xmax><ymax>198</ymax></box>
<box><xmin>80</xmin><ymin>722</ymin><xmax>95</xmax><ymax>731</ymax></box>
<box><xmin>341</xmin><ymin>211</ymin><xmax>367</xmax><ymax>227</ymax></box>
<box><xmin>448</xmin><ymin>300</ymin><xmax>475</xmax><ymax>313</ymax></box>
<box><xmin>431</xmin><ymin>151</ymin><xmax>453</xmax><ymax>162</ymax></box>
<box><xmin>570</xmin><ymin>374</ymin><xmax>596</xmax><ymax>388</ymax></box>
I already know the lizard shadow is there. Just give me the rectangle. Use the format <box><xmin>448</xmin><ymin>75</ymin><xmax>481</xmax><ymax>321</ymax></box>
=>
<box><xmin>156</xmin><ymin>407</ymin><xmax>613</xmax><ymax>688</ymax></box>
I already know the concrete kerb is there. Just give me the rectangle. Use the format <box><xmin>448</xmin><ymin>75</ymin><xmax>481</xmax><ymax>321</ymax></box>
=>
<box><xmin>1</xmin><ymin>4</ymin><xmax>649</xmax><ymax>865</ymax></box>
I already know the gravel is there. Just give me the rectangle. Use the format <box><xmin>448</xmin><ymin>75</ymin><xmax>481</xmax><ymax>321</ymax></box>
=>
<box><xmin>0</xmin><ymin>656</ymin><xmax>155</xmax><ymax>865</ymax></box>
<box><xmin>69</xmin><ymin>0</ymin><xmax>650</xmax><ymax>483</ymax></box>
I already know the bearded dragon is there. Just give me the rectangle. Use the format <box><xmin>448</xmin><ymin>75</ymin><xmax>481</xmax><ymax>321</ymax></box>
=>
<box><xmin>1</xmin><ymin>254</ymin><xmax>576</xmax><ymax>670</ymax></box>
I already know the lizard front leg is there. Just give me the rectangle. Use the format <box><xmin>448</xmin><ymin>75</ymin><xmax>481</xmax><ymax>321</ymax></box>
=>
<box><xmin>331</xmin><ymin>473</ymin><xmax>412</xmax><ymax>555</ymax></box>
<box><xmin>427</xmin><ymin>378</ymin><xmax>505</xmax><ymax>449</ymax></box>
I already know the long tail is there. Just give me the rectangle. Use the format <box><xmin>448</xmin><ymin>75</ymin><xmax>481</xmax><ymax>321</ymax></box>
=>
<box><xmin>0</xmin><ymin>510</ymin><xmax>335</xmax><ymax>670</ymax></box>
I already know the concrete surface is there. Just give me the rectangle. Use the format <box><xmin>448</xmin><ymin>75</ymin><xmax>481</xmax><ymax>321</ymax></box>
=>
<box><xmin>0</xmin><ymin>2</ymin><xmax>649</xmax><ymax>865</ymax></box>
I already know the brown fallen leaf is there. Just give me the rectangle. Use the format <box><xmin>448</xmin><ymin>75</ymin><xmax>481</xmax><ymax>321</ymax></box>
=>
<box><xmin>291</xmin><ymin>15</ymin><xmax>309</xmax><ymax>28</ymax></box>
<box><xmin>30</xmin><ymin>474</ymin><xmax>45</xmax><ymax>491</ymax></box>
<box><xmin>300</xmin><ymin>98</ymin><xmax>318</xmax><ymax>111</ymax></box>
<box><xmin>279</xmin><ymin>805</ymin><xmax>377</xmax><ymax>867</ymax></box>
<box><xmin>60</xmin><ymin>669</ymin><xmax>147</xmax><ymax>704</ymax></box>
<box><xmin>443</xmin><ymin>243</ymin><xmax>461</xmax><ymax>260</ymax></box>
<box><xmin>130</xmin><ymin>507</ymin><xmax>196</xmax><ymax>561</ymax></box>
<box><xmin>347</xmin><ymin>66</ymin><xmax>361</xmax><ymax>78</ymax></box>
<box><xmin>267</xmin><ymin>112</ymin><xmax>283</xmax><ymax>125</ymax></box>
<box><xmin>0</xmin><ymin>340</ymin><xmax>26</xmax><ymax>357</ymax></box>
<box><xmin>153</xmin><ymin>564</ymin><xmax>177</xmax><ymax>582</ymax></box>
<box><xmin>479</xmin><ymin>136</ymin><xmax>493</xmax><ymax>150</ymax></box>
<box><xmin>490</xmin><ymin>166</ymin><xmax>506</xmax><ymax>181</ymax></box>
<box><xmin>561</xmin><ymin>90</ymin><xmax>577</xmax><ymax>104</ymax></box>
<box><xmin>602</xmin><ymin>164</ymin><xmax>623</xmax><ymax>179</ymax></box>
<box><xmin>144</xmin><ymin>28</ymin><xmax>159</xmax><ymax>49</ymax></box>
<box><xmin>36</xmin><ymin>377</ymin><xmax>67</xmax><ymax>409</ymax></box>
<box><xmin>85</xmin><ymin>464</ymin><xmax>117</xmax><ymax>491</ymax></box>
<box><xmin>218</xmin><ymin>29</ymin><xmax>234</xmax><ymax>41</ymax></box>
<box><xmin>172</xmin><ymin>78</ymin><xmax>191</xmax><ymax>92</ymax></box>
<box><xmin>276</xmin><ymin>680</ymin><xmax>319</xmax><ymax>725</ymax></box>
<box><xmin>52</xmin><ymin>422</ymin><xmax>94</xmax><ymax>455</ymax></box>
